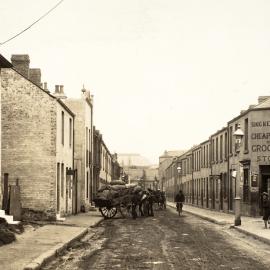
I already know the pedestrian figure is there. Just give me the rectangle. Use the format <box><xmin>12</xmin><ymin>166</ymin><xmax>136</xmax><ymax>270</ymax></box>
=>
<box><xmin>261</xmin><ymin>192</ymin><xmax>270</xmax><ymax>229</ymax></box>
<box><xmin>175</xmin><ymin>190</ymin><xmax>185</xmax><ymax>216</ymax></box>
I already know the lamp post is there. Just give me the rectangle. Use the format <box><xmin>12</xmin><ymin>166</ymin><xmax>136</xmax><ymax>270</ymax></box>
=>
<box><xmin>177</xmin><ymin>166</ymin><xmax>182</xmax><ymax>191</ymax></box>
<box><xmin>233</xmin><ymin>123</ymin><xmax>244</xmax><ymax>226</ymax></box>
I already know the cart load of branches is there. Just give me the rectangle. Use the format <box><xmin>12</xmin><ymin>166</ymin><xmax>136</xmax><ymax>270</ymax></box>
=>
<box><xmin>93</xmin><ymin>181</ymin><xmax>141</xmax><ymax>208</ymax></box>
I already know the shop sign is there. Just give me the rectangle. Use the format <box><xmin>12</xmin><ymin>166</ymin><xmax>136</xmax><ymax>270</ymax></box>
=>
<box><xmin>251</xmin><ymin>121</ymin><xmax>270</xmax><ymax>162</ymax></box>
<box><xmin>251</xmin><ymin>173</ymin><xmax>258</xmax><ymax>187</ymax></box>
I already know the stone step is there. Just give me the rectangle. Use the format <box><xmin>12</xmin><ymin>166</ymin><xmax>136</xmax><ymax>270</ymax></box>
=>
<box><xmin>0</xmin><ymin>210</ymin><xmax>20</xmax><ymax>224</ymax></box>
<box><xmin>56</xmin><ymin>213</ymin><xmax>66</xmax><ymax>221</ymax></box>
<box><xmin>0</xmin><ymin>214</ymin><xmax>14</xmax><ymax>223</ymax></box>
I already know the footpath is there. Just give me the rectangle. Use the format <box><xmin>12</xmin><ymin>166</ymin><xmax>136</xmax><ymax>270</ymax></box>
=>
<box><xmin>167</xmin><ymin>201</ymin><xmax>270</xmax><ymax>245</ymax></box>
<box><xmin>0</xmin><ymin>211</ymin><xmax>103</xmax><ymax>270</ymax></box>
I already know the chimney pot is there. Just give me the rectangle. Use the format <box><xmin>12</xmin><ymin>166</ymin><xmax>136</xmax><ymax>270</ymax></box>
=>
<box><xmin>55</xmin><ymin>85</ymin><xmax>60</xmax><ymax>93</ymax></box>
<box><xmin>60</xmin><ymin>85</ymin><xmax>64</xmax><ymax>93</ymax></box>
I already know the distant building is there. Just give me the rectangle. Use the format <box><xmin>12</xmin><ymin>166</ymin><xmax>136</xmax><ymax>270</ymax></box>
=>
<box><xmin>0</xmin><ymin>54</ymin><xmax>74</xmax><ymax>220</ymax></box>
<box><xmin>99</xmin><ymin>139</ymin><xmax>112</xmax><ymax>185</ymax></box>
<box><xmin>93</xmin><ymin>127</ymin><xmax>102</xmax><ymax>194</ymax></box>
<box><xmin>118</xmin><ymin>153</ymin><xmax>158</xmax><ymax>189</ymax></box>
<box><xmin>118</xmin><ymin>153</ymin><xmax>152</xmax><ymax>167</ymax></box>
<box><xmin>159</xmin><ymin>150</ymin><xmax>186</xmax><ymax>191</ymax></box>
<box><xmin>111</xmin><ymin>153</ymin><xmax>121</xmax><ymax>181</ymax></box>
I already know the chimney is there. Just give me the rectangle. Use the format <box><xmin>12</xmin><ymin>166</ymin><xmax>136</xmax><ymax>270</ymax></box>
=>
<box><xmin>258</xmin><ymin>96</ymin><xmax>270</xmax><ymax>104</ymax></box>
<box><xmin>29</xmin><ymin>68</ymin><xmax>41</xmax><ymax>86</ymax></box>
<box><xmin>11</xmin><ymin>54</ymin><xmax>30</xmax><ymax>78</ymax></box>
<box><xmin>43</xmin><ymin>82</ymin><xmax>49</xmax><ymax>93</ymax></box>
<box><xmin>54</xmin><ymin>85</ymin><xmax>60</xmax><ymax>94</ymax></box>
<box><xmin>53</xmin><ymin>85</ymin><xmax>67</xmax><ymax>99</ymax></box>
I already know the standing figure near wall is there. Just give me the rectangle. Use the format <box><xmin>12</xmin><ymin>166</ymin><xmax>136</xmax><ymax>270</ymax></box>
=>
<box><xmin>262</xmin><ymin>192</ymin><xmax>270</xmax><ymax>229</ymax></box>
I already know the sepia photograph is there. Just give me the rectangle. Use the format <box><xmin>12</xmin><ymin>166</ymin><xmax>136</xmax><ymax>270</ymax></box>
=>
<box><xmin>1</xmin><ymin>0</ymin><xmax>270</xmax><ymax>269</ymax></box>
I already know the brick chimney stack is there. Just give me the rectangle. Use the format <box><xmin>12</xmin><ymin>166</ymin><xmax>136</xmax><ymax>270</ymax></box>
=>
<box><xmin>11</xmin><ymin>54</ymin><xmax>30</xmax><ymax>78</ymax></box>
<box><xmin>29</xmin><ymin>68</ymin><xmax>41</xmax><ymax>87</ymax></box>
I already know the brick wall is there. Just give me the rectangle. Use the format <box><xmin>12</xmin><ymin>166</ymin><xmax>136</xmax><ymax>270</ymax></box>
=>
<box><xmin>1</xmin><ymin>68</ymin><xmax>57</xmax><ymax>219</ymax></box>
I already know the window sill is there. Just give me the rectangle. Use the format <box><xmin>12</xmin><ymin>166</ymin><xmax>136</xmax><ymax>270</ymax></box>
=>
<box><xmin>244</xmin><ymin>150</ymin><xmax>249</xmax><ymax>154</ymax></box>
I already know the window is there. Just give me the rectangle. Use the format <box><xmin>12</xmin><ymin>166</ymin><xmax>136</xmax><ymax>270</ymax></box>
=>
<box><xmin>86</xmin><ymin>127</ymin><xmax>88</xmax><ymax>150</ymax></box>
<box><xmin>229</xmin><ymin>126</ymin><xmax>233</xmax><ymax>154</ymax></box>
<box><xmin>216</xmin><ymin>137</ymin><xmax>218</xmax><ymax>162</ymax></box>
<box><xmin>244</xmin><ymin>118</ymin><xmax>249</xmax><ymax>151</ymax></box>
<box><xmin>206</xmin><ymin>145</ymin><xmax>209</xmax><ymax>167</ymax></box>
<box><xmin>69</xmin><ymin>118</ymin><xmax>72</xmax><ymax>147</ymax></box>
<box><xmin>61</xmin><ymin>111</ymin><xmax>64</xmax><ymax>145</ymax></box>
<box><xmin>212</xmin><ymin>139</ymin><xmax>215</xmax><ymax>162</ymax></box>
<box><xmin>220</xmin><ymin>135</ymin><xmax>223</xmax><ymax>161</ymax></box>
<box><xmin>225</xmin><ymin>132</ymin><xmax>228</xmax><ymax>158</ymax></box>
<box><xmin>198</xmin><ymin>151</ymin><xmax>201</xmax><ymax>170</ymax></box>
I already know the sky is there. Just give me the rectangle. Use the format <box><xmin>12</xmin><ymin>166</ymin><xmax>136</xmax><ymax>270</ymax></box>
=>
<box><xmin>1</xmin><ymin>0</ymin><xmax>270</xmax><ymax>164</ymax></box>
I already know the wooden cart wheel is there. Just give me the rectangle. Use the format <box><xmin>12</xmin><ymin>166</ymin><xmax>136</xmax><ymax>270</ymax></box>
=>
<box><xmin>99</xmin><ymin>207</ymin><xmax>117</xmax><ymax>219</ymax></box>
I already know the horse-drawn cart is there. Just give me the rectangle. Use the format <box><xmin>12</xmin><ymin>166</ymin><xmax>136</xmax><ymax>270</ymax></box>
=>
<box><xmin>93</xmin><ymin>181</ymin><xmax>135</xmax><ymax>219</ymax></box>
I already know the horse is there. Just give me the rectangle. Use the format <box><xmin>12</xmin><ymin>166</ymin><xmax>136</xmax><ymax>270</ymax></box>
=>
<box><xmin>148</xmin><ymin>189</ymin><xmax>166</xmax><ymax>210</ymax></box>
<box><xmin>131</xmin><ymin>190</ymin><xmax>153</xmax><ymax>219</ymax></box>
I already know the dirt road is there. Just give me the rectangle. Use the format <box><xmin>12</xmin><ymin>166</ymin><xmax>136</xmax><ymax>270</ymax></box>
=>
<box><xmin>42</xmin><ymin>207</ymin><xmax>270</xmax><ymax>270</ymax></box>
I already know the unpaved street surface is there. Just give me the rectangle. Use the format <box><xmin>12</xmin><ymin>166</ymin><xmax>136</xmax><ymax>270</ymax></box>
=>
<box><xmin>42</xmin><ymin>207</ymin><xmax>270</xmax><ymax>270</ymax></box>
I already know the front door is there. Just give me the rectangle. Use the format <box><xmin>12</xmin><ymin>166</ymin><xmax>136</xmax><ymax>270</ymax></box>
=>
<box><xmin>206</xmin><ymin>178</ymin><xmax>209</xmax><ymax>208</ymax></box>
<box><xmin>72</xmin><ymin>170</ymin><xmax>78</xmax><ymax>214</ymax></box>
<box><xmin>259</xmin><ymin>165</ymin><xmax>270</xmax><ymax>213</ymax></box>
<box><xmin>220</xmin><ymin>174</ymin><xmax>223</xmax><ymax>211</ymax></box>
<box><xmin>229</xmin><ymin>170</ymin><xmax>233</xmax><ymax>211</ymax></box>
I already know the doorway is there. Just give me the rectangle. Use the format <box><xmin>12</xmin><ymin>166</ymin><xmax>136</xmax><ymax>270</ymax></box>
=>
<box><xmin>259</xmin><ymin>165</ymin><xmax>270</xmax><ymax>212</ymax></box>
<box><xmin>220</xmin><ymin>174</ymin><xmax>223</xmax><ymax>211</ymax></box>
<box><xmin>229</xmin><ymin>170</ymin><xmax>233</xmax><ymax>211</ymax></box>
